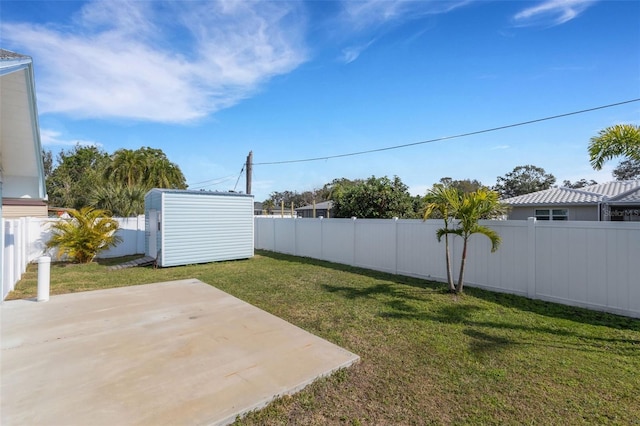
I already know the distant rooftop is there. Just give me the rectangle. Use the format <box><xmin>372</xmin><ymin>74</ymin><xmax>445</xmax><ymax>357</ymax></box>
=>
<box><xmin>296</xmin><ymin>201</ymin><xmax>333</xmax><ymax>211</ymax></box>
<box><xmin>502</xmin><ymin>180</ymin><xmax>640</xmax><ymax>206</ymax></box>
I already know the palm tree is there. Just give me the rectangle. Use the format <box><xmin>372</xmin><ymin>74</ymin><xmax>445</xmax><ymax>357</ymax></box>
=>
<box><xmin>146</xmin><ymin>157</ymin><xmax>187</xmax><ymax>189</ymax></box>
<box><xmin>104</xmin><ymin>149</ymin><xmax>148</xmax><ymax>187</ymax></box>
<box><xmin>423</xmin><ymin>184</ymin><xmax>461</xmax><ymax>293</ymax></box>
<box><xmin>589</xmin><ymin>124</ymin><xmax>640</xmax><ymax>170</ymax></box>
<box><xmin>262</xmin><ymin>199</ymin><xmax>275</xmax><ymax>214</ymax></box>
<box><xmin>450</xmin><ymin>189</ymin><xmax>504</xmax><ymax>293</ymax></box>
<box><xmin>89</xmin><ymin>182</ymin><xmax>146</xmax><ymax>217</ymax></box>
<box><xmin>46</xmin><ymin>207</ymin><xmax>122</xmax><ymax>263</ymax></box>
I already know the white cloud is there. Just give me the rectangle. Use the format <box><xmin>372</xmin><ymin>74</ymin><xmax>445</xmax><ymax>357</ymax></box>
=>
<box><xmin>3</xmin><ymin>0</ymin><xmax>307</xmax><ymax>123</ymax></box>
<box><xmin>334</xmin><ymin>0</ymin><xmax>471</xmax><ymax>63</ymax></box>
<box><xmin>513</xmin><ymin>0</ymin><xmax>597</xmax><ymax>27</ymax></box>
<box><xmin>40</xmin><ymin>129</ymin><xmax>100</xmax><ymax>147</ymax></box>
<box><xmin>341</xmin><ymin>0</ymin><xmax>471</xmax><ymax>30</ymax></box>
<box><xmin>340</xmin><ymin>40</ymin><xmax>376</xmax><ymax>64</ymax></box>
<box><xmin>491</xmin><ymin>145</ymin><xmax>510</xmax><ymax>150</ymax></box>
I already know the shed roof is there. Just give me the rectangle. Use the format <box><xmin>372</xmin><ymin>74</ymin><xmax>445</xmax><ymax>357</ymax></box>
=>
<box><xmin>502</xmin><ymin>180</ymin><xmax>640</xmax><ymax>206</ymax></box>
<box><xmin>146</xmin><ymin>188</ymin><xmax>253</xmax><ymax>198</ymax></box>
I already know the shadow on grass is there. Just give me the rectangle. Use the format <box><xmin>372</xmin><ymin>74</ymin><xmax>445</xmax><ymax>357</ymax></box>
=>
<box><xmin>256</xmin><ymin>250</ymin><xmax>640</xmax><ymax>332</ymax></box>
<box><xmin>47</xmin><ymin>254</ymin><xmax>147</xmax><ymax>268</ymax></box>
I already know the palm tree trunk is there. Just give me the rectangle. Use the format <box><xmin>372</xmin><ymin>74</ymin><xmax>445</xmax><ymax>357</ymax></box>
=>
<box><xmin>444</xmin><ymin>234</ymin><xmax>455</xmax><ymax>292</ymax></box>
<box><xmin>456</xmin><ymin>237</ymin><xmax>469</xmax><ymax>293</ymax></box>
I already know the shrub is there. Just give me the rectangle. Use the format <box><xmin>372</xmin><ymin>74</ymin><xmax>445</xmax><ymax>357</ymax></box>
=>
<box><xmin>46</xmin><ymin>207</ymin><xmax>122</xmax><ymax>263</ymax></box>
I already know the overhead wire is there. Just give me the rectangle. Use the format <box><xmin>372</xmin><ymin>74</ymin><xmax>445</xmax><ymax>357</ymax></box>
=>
<box><xmin>252</xmin><ymin>98</ymin><xmax>640</xmax><ymax>166</ymax></box>
<box><xmin>188</xmin><ymin>177</ymin><xmax>237</xmax><ymax>191</ymax></box>
<box><xmin>188</xmin><ymin>174</ymin><xmax>238</xmax><ymax>187</ymax></box>
<box><xmin>232</xmin><ymin>164</ymin><xmax>246</xmax><ymax>192</ymax></box>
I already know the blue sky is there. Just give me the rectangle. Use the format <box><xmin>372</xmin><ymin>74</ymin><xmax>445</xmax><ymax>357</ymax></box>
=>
<box><xmin>3</xmin><ymin>0</ymin><xmax>639</xmax><ymax>201</ymax></box>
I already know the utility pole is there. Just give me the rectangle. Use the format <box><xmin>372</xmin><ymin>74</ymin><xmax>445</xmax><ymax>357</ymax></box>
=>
<box><xmin>246</xmin><ymin>151</ymin><xmax>253</xmax><ymax>195</ymax></box>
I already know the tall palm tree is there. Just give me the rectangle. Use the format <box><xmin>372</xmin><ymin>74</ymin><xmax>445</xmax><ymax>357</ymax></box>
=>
<box><xmin>104</xmin><ymin>149</ymin><xmax>148</xmax><ymax>187</ymax></box>
<box><xmin>89</xmin><ymin>182</ymin><xmax>146</xmax><ymax>217</ymax></box>
<box><xmin>146</xmin><ymin>157</ymin><xmax>187</xmax><ymax>189</ymax></box>
<box><xmin>589</xmin><ymin>124</ymin><xmax>640</xmax><ymax>170</ymax></box>
<box><xmin>423</xmin><ymin>184</ymin><xmax>461</xmax><ymax>293</ymax></box>
<box><xmin>451</xmin><ymin>188</ymin><xmax>504</xmax><ymax>293</ymax></box>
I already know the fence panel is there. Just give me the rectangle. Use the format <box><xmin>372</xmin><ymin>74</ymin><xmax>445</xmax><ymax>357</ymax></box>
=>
<box><xmin>253</xmin><ymin>217</ymin><xmax>640</xmax><ymax>318</ymax></box>
<box><xmin>255</xmin><ymin>217</ymin><xmax>275</xmax><ymax>251</ymax></box>
<box><xmin>354</xmin><ymin>219</ymin><xmax>398</xmax><ymax>274</ymax></box>
<box><xmin>295</xmin><ymin>219</ymin><xmax>322</xmax><ymax>259</ymax></box>
<box><xmin>396</xmin><ymin>220</ymin><xmax>446</xmax><ymax>281</ymax></box>
<box><xmin>462</xmin><ymin>221</ymin><xmax>529</xmax><ymax>295</ymax></box>
<box><xmin>322</xmin><ymin>219</ymin><xmax>356</xmax><ymax>266</ymax></box>
<box><xmin>273</xmin><ymin>219</ymin><xmax>296</xmax><ymax>255</ymax></box>
<box><xmin>100</xmin><ymin>216</ymin><xmax>146</xmax><ymax>258</ymax></box>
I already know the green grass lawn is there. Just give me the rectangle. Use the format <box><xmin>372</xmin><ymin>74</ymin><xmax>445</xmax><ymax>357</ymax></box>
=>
<box><xmin>8</xmin><ymin>250</ymin><xmax>640</xmax><ymax>425</ymax></box>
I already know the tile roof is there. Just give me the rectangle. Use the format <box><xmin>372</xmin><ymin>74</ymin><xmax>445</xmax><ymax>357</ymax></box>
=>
<box><xmin>502</xmin><ymin>180</ymin><xmax>640</xmax><ymax>206</ymax></box>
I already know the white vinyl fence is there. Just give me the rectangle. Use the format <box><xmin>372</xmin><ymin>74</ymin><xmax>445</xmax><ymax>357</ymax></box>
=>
<box><xmin>4</xmin><ymin>214</ymin><xmax>639</xmax><ymax>319</ymax></box>
<box><xmin>255</xmin><ymin>217</ymin><xmax>640</xmax><ymax>319</ymax></box>
<box><xmin>2</xmin><ymin>216</ymin><xmax>145</xmax><ymax>300</ymax></box>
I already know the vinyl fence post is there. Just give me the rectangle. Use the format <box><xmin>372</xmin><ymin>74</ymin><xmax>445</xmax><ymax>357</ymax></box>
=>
<box><xmin>37</xmin><ymin>256</ymin><xmax>51</xmax><ymax>302</ymax></box>
<box><xmin>393</xmin><ymin>217</ymin><xmax>399</xmax><ymax>275</ymax></box>
<box><xmin>352</xmin><ymin>217</ymin><xmax>357</xmax><ymax>267</ymax></box>
<box><xmin>527</xmin><ymin>217</ymin><xmax>537</xmax><ymax>298</ymax></box>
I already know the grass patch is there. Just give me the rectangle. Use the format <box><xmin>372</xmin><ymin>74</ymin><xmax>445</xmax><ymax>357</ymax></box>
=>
<box><xmin>8</xmin><ymin>250</ymin><xmax>640</xmax><ymax>424</ymax></box>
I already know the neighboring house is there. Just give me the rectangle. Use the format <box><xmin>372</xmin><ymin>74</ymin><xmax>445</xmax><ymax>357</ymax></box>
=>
<box><xmin>296</xmin><ymin>201</ymin><xmax>334</xmax><ymax>218</ymax></box>
<box><xmin>1</xmin><ymin>49</ymin><xmax>47</xmax><ymax>219</ymax></box>
<box><xmin>502</xmin><ymin>180</ymin><xmax>640</xmax><ymax>222</ymax></box>
<box><xmin>253</xmin><ymin>201</ymin><xmax>264</xmax><ymax>215</ymax></box>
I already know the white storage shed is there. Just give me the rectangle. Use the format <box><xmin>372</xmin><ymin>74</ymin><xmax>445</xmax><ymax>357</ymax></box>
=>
<box><xmin>145</xmin><ymin>189</ymin><xmax>254</xmax><ymax>267</ymax></box>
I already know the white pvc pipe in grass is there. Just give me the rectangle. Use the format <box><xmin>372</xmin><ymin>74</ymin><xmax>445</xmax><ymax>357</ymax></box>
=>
<box><xmin>37</xmin><ymin>256</ymin><xmax>51</xmax><ymax>302</ymax></box>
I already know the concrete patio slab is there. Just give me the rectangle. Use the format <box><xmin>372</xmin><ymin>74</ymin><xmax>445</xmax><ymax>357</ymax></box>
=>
<box><xmin>1</xmin><ymin>279</ymin><xmax>359</xmax><ymax>425</ymax></box>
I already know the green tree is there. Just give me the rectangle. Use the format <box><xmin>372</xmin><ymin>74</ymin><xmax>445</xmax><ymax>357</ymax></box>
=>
<box><xmin>42</xmin><ymin>150</ymin><xmax>53</xmax><ymax>179</ymax></box>
<box><xmin>588</xmin><ymin>124</ymin><xmax>640</xmax><ymax>170</ymax></box>
<box><xmin>438</xmin><ymin>177</ymin><xmax>485</xmax><ymax>194</ymax></box>
<box><xmin>266</xmin><ymin>190</ymin><xmax>310</xmax><ymax>209</ymax></box>
<box><xmin>104</xmin><ymin>147</ymin><xmax>186</xmax><ymax>190</ymax></box>
<box><xmin>562</xmin><ymin>179</ymin><xmax>598</xmax><ymax>188</ymax></box>
<box><xmin>612</xmin><ymin>158</ymin><xmax>640</xmax><ymax>180</ymax></box>
<box><xmin>89</xmin><ymin>182</ymin><xmax>146</xmax><ymax>217</ymax></box>
<box><xmin>447</xmin><ymin>189</ymin><xmax>504</xmax><ymax>293</ymax></box>
<box><xmin>104</xmin><ymin>148</ymin><xmax>146</xmax><ymax>187</ymax></box>
<box><xmin>46</xmin><ymin>207</ymin><xmax>122</xmax><ymax>263</ymax></box>
<box><xmin>262</xmin><ymin>199</ymin><xmax>275</xmax><ymax>214</ymax></box>
<box><xmin>317</xmin><ymin>178</ymin><xmax>362</xmax><ymax>201</ymax></box>
<box><xmin>423</xmin><ymin>184</ymin><xmax>461</xmax><ymax>292</ymax></box>
<box><xmin>332</xmin><ymin>175</ymin><xmax>419</xmax><ymax>218</ymax></box>
<box><xmin>46</xmin><ymin>145</ymin><xmax>110</xmax><ymax>209</ymax></box>
<box><xmin>47</xmin><ymin>145</ymin><xmax>186</xmax><ymax>212</ymax></box>
<box><xmin>494</xmin><ymin>165</ymin><xmax>556</xmax><ymax>198</ymax></box>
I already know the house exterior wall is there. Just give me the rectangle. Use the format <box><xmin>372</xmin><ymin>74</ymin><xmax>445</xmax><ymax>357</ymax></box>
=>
<box><xmin>508</xmin><ymin>205</ymin><xmax>598</xmax><ymax>221</ymax></box>
<box><xmin>145</xmin><ymin>190</ymin><xmax>254</xmax><ymax>267</ymax></box>
<box><xmin>2</xmin><ymin>199</ymin><xmax>47</xmax><ymax>218</ymax></box>
<box><xmin>297</xmin><ymin>208</ymin><xmax>332</xmax><ymax>218</ymax></box>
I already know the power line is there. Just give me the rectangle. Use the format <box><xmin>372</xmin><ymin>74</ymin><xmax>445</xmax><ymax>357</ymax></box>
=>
<box><xmin>188</xmin><ymin>176</ymin><xmax>237</xmax><ymax>190</ymax></box>
<box><xmin>188</xmin><ymin>174</ymin><xmax>238</xmax><ymax>187</ymax></box>
<box><xmin>233</xmin><ymin>164</ymin><xmax>246</xmax><ymax>192</ymax></box>
<box><xmin>253</xmin><ymin>98</ymin><xmax>640</xmax><ymax>166</ymax></box>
